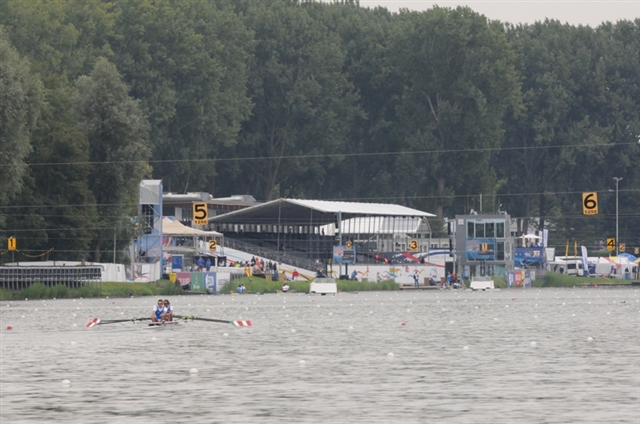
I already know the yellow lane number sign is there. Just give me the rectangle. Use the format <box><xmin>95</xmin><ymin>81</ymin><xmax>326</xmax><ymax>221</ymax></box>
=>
<box><xmin>193</xmin><ymin>202</ymin><xmax>208</xmax><ymax>225</ymax></box>
<box><xmin>582</xmin><ymin>192</ymin><xmax>598</xmax><ymax>215</ymax></box>
<box><xmin>209</xmin><ymin>240</ymin><xmax>217</xmax><ymax>252</ymax></box>
<box><xmin>8</xmin><ymin>237</ymin><xmax>17</xmax><ymax>251</ymax></box>
<box><xmin>409</xmin><ymin>239</ymin><xmax>418</xmax><ymax>252</ymax></box>
<box><xmin>606</xmin><ymin>238</ymin><xmax>615</xmax><ymax>251</ymax></box>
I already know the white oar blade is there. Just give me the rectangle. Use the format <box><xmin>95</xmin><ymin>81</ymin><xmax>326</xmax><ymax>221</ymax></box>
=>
<box><xmin>233</xmin><ymin>320</ymin><xmax>252</xmax><ymax>327</ymax></box>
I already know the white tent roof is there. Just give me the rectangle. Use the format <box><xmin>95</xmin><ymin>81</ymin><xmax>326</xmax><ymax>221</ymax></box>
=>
<box><xmin>285</xmin><ymin>199</ymin><xmax>436</xmax><ymax>217</ymax></box>
<box><xmin>209</xmin><ymin>198</ymin><xmax>435</xmax><ymax>227</ymax></box>
<box><xmin>162</xmin><ymin>217</ymin><xmax>222</xmax><ymax>236</ymax></box>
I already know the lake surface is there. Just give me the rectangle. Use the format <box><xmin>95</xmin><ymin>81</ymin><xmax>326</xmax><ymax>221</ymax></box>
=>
<box><xmin>1</xmin><ymin>288</ymin><xmax>639</xmax><ymax>423</ymax></box>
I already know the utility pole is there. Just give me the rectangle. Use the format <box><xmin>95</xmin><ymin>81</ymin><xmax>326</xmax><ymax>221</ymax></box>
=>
<box><xmin>613</xmin><ymin>177</ymin><xmax>623</xmax><ymax>256</ymax></box>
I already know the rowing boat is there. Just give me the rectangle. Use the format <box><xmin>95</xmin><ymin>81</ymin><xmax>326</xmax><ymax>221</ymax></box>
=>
<box><xmin>147</xmin><ymin>319</ymin><xmax>182</xmax><ymax>328</ymax></box>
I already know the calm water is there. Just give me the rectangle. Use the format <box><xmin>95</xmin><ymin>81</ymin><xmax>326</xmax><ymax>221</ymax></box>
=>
<box><xmin>1</xmin><ymin>288</ymin><xmax>639</xmax><ymax>424</ymax></box>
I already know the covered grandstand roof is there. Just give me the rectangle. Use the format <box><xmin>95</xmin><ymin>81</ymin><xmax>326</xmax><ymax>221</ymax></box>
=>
<box><xmin>208</xmin><ymin>198</ymin><xmax>435</xmax><ymax>226</ymax></box>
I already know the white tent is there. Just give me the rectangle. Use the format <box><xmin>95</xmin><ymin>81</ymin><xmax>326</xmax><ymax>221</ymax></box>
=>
<box><xmin>162</xmin><ymin>217</ymin><xmax>222</xmax><ymax>236</ymax></box>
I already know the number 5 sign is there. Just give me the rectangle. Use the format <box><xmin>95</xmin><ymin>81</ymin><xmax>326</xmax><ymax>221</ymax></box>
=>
<box><xmin>192</xmin><ymin>202</ymin><xmax>208</xmax><ymax>225</ymax></box>
<box><xmin>582</xmin><ymin>192</ymin><xmax>598</xmax><ymax>215</ymax></box>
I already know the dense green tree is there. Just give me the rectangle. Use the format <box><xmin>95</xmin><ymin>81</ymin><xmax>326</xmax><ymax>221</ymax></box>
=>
<box><xmin>110</xmin><ymin>0</ymin><xmax>252</xmax><ymax>194</ymax></box>
<box><xmin>0</xmin><ymin>36</ymin><xmax>43</xmax><ymax>209</ymax></box>
<box><xmin>222</xmin><ymin>0</ymin><xmax>359</xmax><ymax>200</ymax></box>
<box><xmin>499</xmin><ymin>20</ymin><xmax>640</xmax><ymax>249</ymax></box>
<box><xmin>392</xmin><ymin>7</ymin><xmax>522</xmax><ymax>217</ymax></box>
<box><xmin>74</xmin><ymin>58</ymin><xmax>150</xmax><ymax>261</ymax></box>
<box><xmin>0</xmin><ymin>0</ymin><xmax>116</xmax><ymax>80</ymax></box>
<box><xmin>302</xmin><ymin>2</ymin><xmax>404</xmax><ymax>201</ymax></box>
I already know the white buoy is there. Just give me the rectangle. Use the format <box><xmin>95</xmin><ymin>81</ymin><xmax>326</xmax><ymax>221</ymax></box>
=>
<box><xmin>530</xmin><ymin>341</ymin><xmax>537</xmax><ymax>347</ymax></box>
<box><xmin>329</xmin><ymin>312</ymin><xmax>333</xmax><ymax>316</ymax></box>
<box><xmin>348</xmin><ymin>326</ymin><xmax>353</xmax><ymax>330</ymax></box>
<box><xmin>449</xmin><ymin>320</ymin><xmax>454</xmax><ymax>324</ymax></box>
<box><xmin>406</xmin><ymin>309</ymin><xmax>410</xmax><ymax>312</ymax></box>
<box><xmin>285</xmin><ymin>314</ymin><xmax>289</xmax><ymax>318</ymax></box>
<box><xmin>291</xmin><ymin>329</ymin><xmax>296</xmax><ymax>333</ymax></box>
<box><xmin>370</xmin><ymin>311</ymin><xmax>373</xmax><ymax>314</ymax></box>
<box><xmin>587</xmin><ymin>337</ymin><xmax>593</xmax><ymax>342</ymax></box>
<box><xmin>61</xmin><ymin>379</ymin><xmax>71</xmax><ymax>385</ymax></box>
<box><xmin>73</xmin><ymin>313</ymin><xmax>77</xmax><ymax>317</ymax></box>
<box><xmin>298</xmin><ymin>360</ymin><xmax>306</xmax><ymax>365</ymax></box>
<box><xmin>463</xmin><ymin>346</ymin><xmax>469</xmax><ymax>351</ymax></box>
<box><xmin>72</xmin><ymin>323</ymin><xmax>77</xmax><ymax>327</ymax></box>
<box><xmin>151</xmin><ymin>337</ymin><xmax>157</xmax><ymax>341</ymax></box>
<box><xmin>283</xmin><ymin>306</ymin><xmax>286</xmax><ymax>309</ymax></box>
<box><xmin>223</xmin><ymin>333</ymin><xmax>228</xmax><ymax>337</ymax></box>
<box><xmin>387</xmin><ymin>352</ymin><xmax>394</xmax><ymax>357</ymax></box>
<box><xmin>189</xmin><ymin>368</ymin><xmax>198</xmax><ymax>375</ymax></box>
<box><xmin>70</xmin><ymin>341</ymin><xmax>76</xmax><ymax>345</ymax></box>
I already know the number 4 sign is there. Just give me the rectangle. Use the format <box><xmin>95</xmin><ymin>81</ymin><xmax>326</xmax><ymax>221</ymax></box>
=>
<box><xmin>582</xmin><ymin>192</ymin><xmax>598</xmax><ymax>215</ymax></box>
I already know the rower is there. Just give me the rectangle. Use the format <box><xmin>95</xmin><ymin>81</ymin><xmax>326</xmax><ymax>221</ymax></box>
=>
<box><xmin>151</xmin><ymin>299</ymin><xmax>165</xmax><ymax>322</ymax></box>
<box><xmin>163</xmin><ymin>299</ymin><xmax>174</xmax><ymax>321</ymax></box>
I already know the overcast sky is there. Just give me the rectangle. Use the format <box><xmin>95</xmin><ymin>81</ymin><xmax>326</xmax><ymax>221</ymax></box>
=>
<box><xmin>354</xmin><ymin>0</ymin><xmax>639</xmax><ymax>27</ymax></box>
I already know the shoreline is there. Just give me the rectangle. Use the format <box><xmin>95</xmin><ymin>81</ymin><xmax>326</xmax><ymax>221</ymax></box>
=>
<box><xmin>1</xmin><ymin>275</ymin><xmax>636</xmax><ymax>301</ymax></box>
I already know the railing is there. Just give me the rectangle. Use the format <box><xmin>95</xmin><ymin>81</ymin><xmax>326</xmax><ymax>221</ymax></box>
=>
<box><xmin>0</xmin><ymin>266</ymin><xmax>103</xmax><ymax>290</ymax></box>
<box><xmin>222</xmin><ymin>238</ymin><xmax>319</xmax><ymax>272</ymax></box>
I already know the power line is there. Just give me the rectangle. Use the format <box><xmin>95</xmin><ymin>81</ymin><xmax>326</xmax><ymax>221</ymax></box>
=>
<box><xmin>1</xmin><ymin>188</ymin><xmax>638</xmax><ymax>210</ymax></box>
<box><xmin>18</xmin><ymin>141</ymin><xmax>637</xmax><ymax>167</ymax></box>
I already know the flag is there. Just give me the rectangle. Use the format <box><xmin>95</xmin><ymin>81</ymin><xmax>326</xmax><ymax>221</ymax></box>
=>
<box><xmin>580</xmin><ymin>246</ymin><xmax>589</xmax><ymax>277</ymax></box>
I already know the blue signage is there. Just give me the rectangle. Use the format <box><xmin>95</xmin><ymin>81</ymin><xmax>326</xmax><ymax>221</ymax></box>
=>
<box><xmin>515</xmin><ymin>247</ymin><xmax>543</xmax><ymax>267</ymax></box>
<box><xmin>466</xmin><ymin>238</ymin><xmax>496</xmax><ymax>260</ymax></box>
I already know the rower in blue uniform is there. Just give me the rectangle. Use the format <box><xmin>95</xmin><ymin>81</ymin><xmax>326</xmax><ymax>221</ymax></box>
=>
<box><xmin>151</xmin><ymin>299</ymin><xmax>165</xmax><ymax>322</ymax></box>
<box><xmin>163</xmin><ymin>299</ymin><xmax>174</xmax><ymax>321</ymax></box>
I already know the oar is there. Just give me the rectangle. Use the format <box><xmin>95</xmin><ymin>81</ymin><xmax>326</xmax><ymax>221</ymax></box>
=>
<box><xmin>176</xmin><ymin>315</ymin><xmax>252</xmax><ymax>327</ymax></box>
<box><xmin>86</xmin><ymin>317</ymin><xmax>149</xmax><ymax>328</ymax></box>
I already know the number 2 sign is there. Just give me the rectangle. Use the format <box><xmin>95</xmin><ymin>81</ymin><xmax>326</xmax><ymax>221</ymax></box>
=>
<box><xmin>582</xmin><ymin>192</ymin><xmax>598</xmax><ymax>215</ymax></box>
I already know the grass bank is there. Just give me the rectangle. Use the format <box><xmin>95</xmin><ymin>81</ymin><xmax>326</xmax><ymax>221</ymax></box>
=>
<box><xmin>534</xmin><ymin>272</ymin><xmax>629</xmax><ymax>287</ymax></box>
<box><xmin>0</xmin><ymin>281</ymin><xmax>180</xmax><ymax>300</ymax></box>
<box><xmin>218</xmin><ymin>277</ymin><xmax>399</xmax><ymax>294</ymax></box>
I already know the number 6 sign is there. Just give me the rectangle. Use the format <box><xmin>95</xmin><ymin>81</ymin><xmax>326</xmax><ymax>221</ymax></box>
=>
<box><xmin>582</xmin><ymin>192</ymin><xmax>598</xmax><ymax>215</ymax></box>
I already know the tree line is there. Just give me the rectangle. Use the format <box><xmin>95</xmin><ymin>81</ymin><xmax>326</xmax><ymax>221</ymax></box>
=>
<box><xmin>1</xmin><ymin>0</ymin><xmax>638</xmax><ymax>262</ymax></box>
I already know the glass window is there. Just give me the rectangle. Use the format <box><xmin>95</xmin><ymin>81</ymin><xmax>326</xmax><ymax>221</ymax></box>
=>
<box><xmin>475</xmin><ymin>222</ymin><xmax>485</xmax><ymax>238</ymax></box>
<box><xmin>496</xmin><ymin>222</ymin><xmax>505</xmax><ymax>238</ymax></box>
<box><xmin>467</xmin><ymin>221</ymin><xmax>474</xmax><ymax>238</ymax></box>
<box><xmin>497</xmin><ymin>241</ymin><xmax>505</xmax><ymax>260</ymax></box>
<box><xmin>486</xmin><ymin>222</ymin><xmax>495</xmax><ymax>238</ymax></box>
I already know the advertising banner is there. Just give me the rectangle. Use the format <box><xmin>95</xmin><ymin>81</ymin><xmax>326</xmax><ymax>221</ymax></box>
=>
<box><xmin>171</xmin><ymin>255</ymin><xmax>183</xmax><ymax>272</ymax></box>
<box><xmin>333</xmin><ymin>245</ymin><xmax>356</xmax><ymax>264</ymax></box>
<box><xmin>190</xmin><ymin>273</ymin><xmax>205</xmax><ymax>292</ymax></box>
<box><xmin>176</xmin><ymin>272</ymin><xmax>191</xmax><ymax>289</ymax></box>
<box><xmin>515</xmin><ymin>247</ymin><xmax>543</xmax><ymax>267</ymax></box>
<box><xmin>203</xmin><ymin>272</ymin><xmax>216</xmax><ymax>293</ymax></box>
